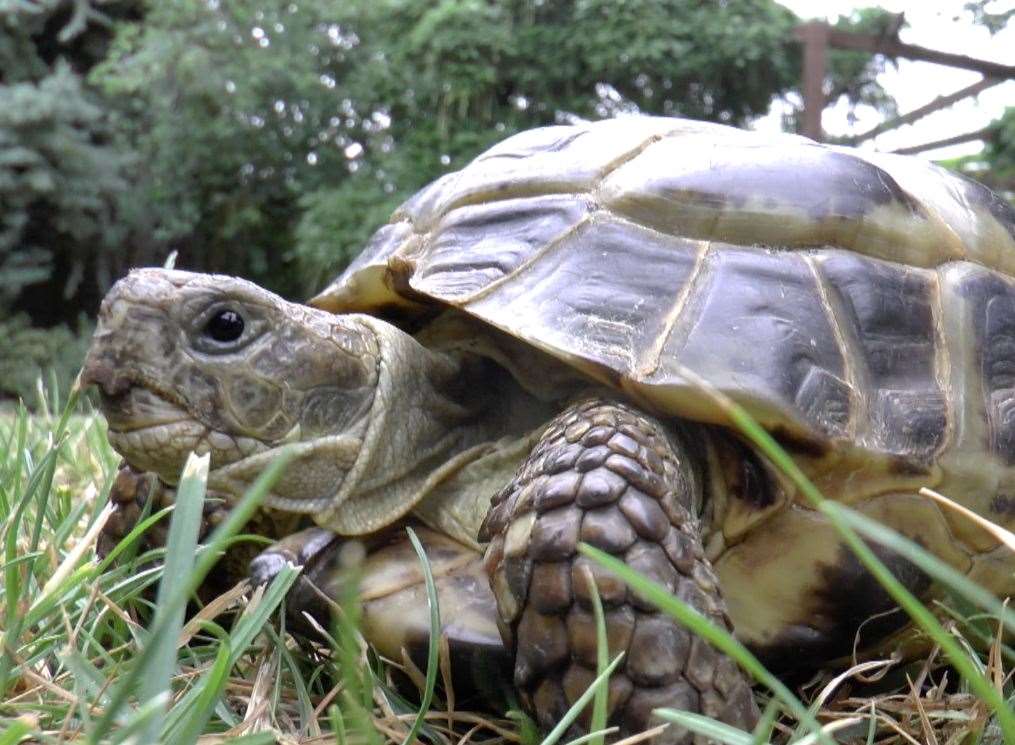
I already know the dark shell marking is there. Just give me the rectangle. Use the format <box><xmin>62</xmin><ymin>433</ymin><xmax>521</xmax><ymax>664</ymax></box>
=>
<box><xmin>970</xmin><ymin>272</ymin><xmax>1015</xmax><ymax>466</ymax></box>
<box><xmin>751</xmin><ymin>541</ymin><xmax>931</xmax><ymax>676</ymax></box>
<box><xmin>315</xmin><ymin>119</ymin><xmax>1015</xmax><ymax>517</ymax></box>
<box><xmin>820</xmin><ymin>253</ymin><xmax>945</xmax><ymax>459</ymax></box>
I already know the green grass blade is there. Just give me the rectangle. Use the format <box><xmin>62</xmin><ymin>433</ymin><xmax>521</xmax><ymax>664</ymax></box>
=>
<box><xmin>827</xmin><ymin>503</ymin><xmax>1015</xmax><ymax>636</ymax></box>
<box><xmin>51</xmin><ymin>384</ymin><xmax>80</xmax><ymax>443</ymax></box>
<box><xmin>196</xmin><ymin>449</ymin><xmax>294</xmax><ymax>570</ymax></box>
<box><xmin>399</xmin><ymin>527</ymin><xmax>442</xmax><ymax>745</ymax></box>
<box><xmin>864</xmin><ymin>702</ymin><xmax>876</xmax><ymax>745</ymax></box>
<box><xmin>136</xmin><ymin>451</ymin><xmax>209</xmax><ymax>743</ymax></box>
<box><xmin>538</xmin><ymin>653</ymin><xmax>625</xmax><ymax>745</ymax></box>
<box><xmin>584</xmin><ymin>570</ymin><xmax>609</xmax><ymax>745</ymax></box>
<box><xmin>26</xmin><ymin>446</ymin><xmax>57</xmax><ymax>555</ymax></box>
<box><xmin>165</xmin><ymin>637</ymin><xmax>232</xmax><ymax>745</ymax></box>
<box><xmin>331</xmin><ymin>703</ymin><xmax>348</xmax><ymax>745</ymax></box>
<box><xmin>750</xmin><ymin>698</ymin><xmax>779</xmax><ymax>745</ymax></box>
<box><xmin>561</xmin><ymin>727</ymin><xmax>618</xmax><ymax>745</ymax></box>
<box><xmin>579</xmin><ymin>544</ymin><xmax>831</xmax><ymax>744</ymax></box>
<box><xmin>225</xmin><ymin>564</ymin><xmax>300</xmax><ymax>667</ymax></box>
<box><xmin>61</xmin><ymin>638</ymin><xmax>112</xmax><ymax>702</ymax></box>
<box><xmin>267</xmin><ymin>624</ymin><xmax>315</xmax><ymax>732</ymax></box>
<box><xmin>89</xmin><ymin>447</ymin><xmax>294</xmax><ymax>743</ymax></box>
<box><xmin>0</xmin><ymin>444</ymin><xmax>61</xmax><ymax>694</ymax></box>
<box><xmin>675</xmin><ymin>367</ymin><xmax>1015</xmax><ymax>741</ymax></box>
<box><xmin>89</xmin><ymin>506</ymin><xmax>175</xmax><ymax>575</ymax></box>
<box><xmin>0</xmin><ymin>718</ymin><xmax>32</xmax><ymax>745</ymax></box>
<box><xmin>654</xmin><ymin>709</ymin><xmax>753</xmax><ymax>745</ymax></box>
<box><xmin>333</xmin><ymin>562</ymin><xmax>382</xmax><ymax>745</ymax></box>
<box><xmin>107</xmin><ymin>691</ymin><xmax>170</xmax><ymax>745</ymax></box>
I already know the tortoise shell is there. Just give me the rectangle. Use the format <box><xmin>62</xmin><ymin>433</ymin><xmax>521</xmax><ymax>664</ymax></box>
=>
<box><xmin>312</xmin><ymin>116</ymin><xmax>1015</xmax><ymax>655</ymax></box>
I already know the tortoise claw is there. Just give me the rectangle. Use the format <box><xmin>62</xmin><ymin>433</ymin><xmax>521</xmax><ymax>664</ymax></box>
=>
<box><xmin>249</xmin><ymin>527</ymin><xmax>339</xmax><ymax>587</ymax></box>
<box><xmin>249</xmin><ymin>552</ymin><xmax>290</xmax><ymax>587</ymax></box>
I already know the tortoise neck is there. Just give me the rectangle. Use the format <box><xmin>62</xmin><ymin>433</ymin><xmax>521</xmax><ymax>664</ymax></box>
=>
<box><xmin>325</xmin><ymin>315</ymin><xmax>571</xmax><ymax>538</ymax></box>
<box><xmin>308</xmin><ymin>316</ymin><xmax>480</xmax><ymax>534</ymax></box>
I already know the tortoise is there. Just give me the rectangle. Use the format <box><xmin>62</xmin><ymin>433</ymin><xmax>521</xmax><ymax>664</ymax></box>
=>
<box><xmin>81</xmin><ymin>115</ymin><xmax>1015</xmax><ymax>741</ymax></box>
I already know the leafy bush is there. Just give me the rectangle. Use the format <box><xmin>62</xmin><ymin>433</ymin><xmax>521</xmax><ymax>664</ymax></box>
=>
<box><xmin>0</xmin><ymin>313</ymin><xmax>94</xmax><ymax>405</ymax></box>
<box><xmin>88</xmin><ymin>0</ymin><xmax>801</xmax><ymax>300</ymax></box>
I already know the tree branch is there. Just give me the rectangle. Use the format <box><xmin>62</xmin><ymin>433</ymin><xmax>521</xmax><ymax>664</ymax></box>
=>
<box><xmin>890</xmin><ymin>125</ymin><xmax>995</xmax><ymax>155</ymax></box>
<box><xmin>844</xmin><ymin>77</ymin><xmax>1003</xmax><ymax>145</ymax></box>
<box><xmin>827</xmin><ymin>29</ymin><xmax>1015</xmax><ymax>79</ymax></box>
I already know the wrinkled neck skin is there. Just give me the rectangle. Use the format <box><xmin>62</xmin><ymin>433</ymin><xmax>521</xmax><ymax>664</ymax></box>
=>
<box><xmin>83</xmin><ymin>269</ymin><xmax>556</xmax><ymax>538</ymax></box>
<box><xmin>305</xmin><ymin>315</ymin><xmax>547</xmax><ymax>535</ymax></box>
<box><xmin>156</xmin><ymin>314</ymin><xmax>535</xmax><ymax>536</ymax></box>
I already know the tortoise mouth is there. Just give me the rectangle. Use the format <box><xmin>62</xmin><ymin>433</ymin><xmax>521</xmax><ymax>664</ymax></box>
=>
<box><xmin>98</xmin><ymin>382</ymin><xmax>267</xmax><ymax>481</ymax></box>
<box><xmin>107</xmin><ymin>420</ymin><xmax>208</xmax><ymax>481</ymax></box>
<box><xmin>99</xmin><ymin>384</ymin><xmax>192</xmax><ymax>433</ymax></box>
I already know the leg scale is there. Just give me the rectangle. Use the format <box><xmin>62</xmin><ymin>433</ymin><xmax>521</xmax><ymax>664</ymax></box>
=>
<box><xmin>482</xmin><ymin>400</ymin><xmax>758</xmax><ymax>743</ymax></box>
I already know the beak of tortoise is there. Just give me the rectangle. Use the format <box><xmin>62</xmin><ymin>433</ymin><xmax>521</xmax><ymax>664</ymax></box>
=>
<box><xmin>78</xmin><ymin>283</ymin><xmax>144</xmax><ymax>400</ymax></box>
<box><xmin>78</xmin><ymin>346</ymin><xmax>134</xmax><ymax>399</ymax></box>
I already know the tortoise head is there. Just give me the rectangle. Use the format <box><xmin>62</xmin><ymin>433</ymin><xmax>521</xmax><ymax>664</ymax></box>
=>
<box><xmin>81</xmin><ymin>269</ymin><xmax>379</xmax><ymax>498</ymax></box>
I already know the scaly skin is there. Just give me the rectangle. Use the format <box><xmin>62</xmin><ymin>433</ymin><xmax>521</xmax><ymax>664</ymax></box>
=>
<box><xmin>81</xmin><ymin>269</ymin><xmax>509</xmax><ymax>530</ymax></box>
<box><xmin>482</xmin><ymin>400</ymin><xmax>757</xmax><ymax>743</ymax></box>
<box><xmin>82</xmin><ymin>269</ymin><xmax>379</xmax><ymax>505</ymax></box>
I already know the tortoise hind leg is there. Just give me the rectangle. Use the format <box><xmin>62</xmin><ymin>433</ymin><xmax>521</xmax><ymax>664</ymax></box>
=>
<box><xmin>481</xmin><ymin>399</ymin><xmax>758</xmax><ymax>743</ymax></box>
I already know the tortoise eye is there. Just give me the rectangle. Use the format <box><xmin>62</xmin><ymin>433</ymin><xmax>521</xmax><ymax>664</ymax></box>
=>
<box><xmin>203</xmin><ymin>309</ymin><xmax>245</xmax><ymax>343</ymax></box>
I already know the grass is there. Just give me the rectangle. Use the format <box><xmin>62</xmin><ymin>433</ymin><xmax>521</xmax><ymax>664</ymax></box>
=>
<box><xmin>0</xmin><ymin>393</ymin><xmax>520</xmax><ymax>745</ymax></box>
<box><xmin>1</xmin><ymin>388</ymin><xmax>1013</xmax><ymax>745</ymax></box>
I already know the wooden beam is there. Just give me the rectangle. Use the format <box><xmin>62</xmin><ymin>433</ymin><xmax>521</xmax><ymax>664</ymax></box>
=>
<box><xmin>890</xmin><ymin>125</ymin><xmax>994</xmax><ymax>155</ymax></box>
<box><xmin>827</xmin><ymin>29</ymin><xmax>1015</xmax><ymax>79</ymax></box>
<box><xmin>795</xmin><ymin>21</ymin><xmax>829</xmax><ymax>141</ymax></box>
<box><xmin>845</xmin><ymin>77</ymin><xmax>1003</xmax><ymax>144</ymax></box>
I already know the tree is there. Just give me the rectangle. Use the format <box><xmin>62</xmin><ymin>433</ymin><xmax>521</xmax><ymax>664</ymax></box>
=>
<box><xmin>0</xmin><ymin>64</ymin><xmax>130</xmax><ymax>316</ymax></box>
<box><xmin>0</xmin><ymin>0</ymin><xmax>141</xmax><ymax>401</ymax></box>
<box><xmin>1</xmin><ymin>0</ymin><xmax>140</xmax><ymax>322</ymax></box>
<box><xmin>92</xmin><ymin>0</ymin><xmax>802</xmax><ymax>296</ymax></box>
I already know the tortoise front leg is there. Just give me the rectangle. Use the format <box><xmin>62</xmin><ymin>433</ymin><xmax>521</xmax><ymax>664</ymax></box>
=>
<box><xmin>481</xmin><ymin>399</ymin><xmax>758</xmax><ymax>743</ymax></box>
<box><xmin>99</xmin><ymin>464</ymin><xmax>231</xmax><ymax>558</ymax></box>
<box><xmin>99</xmin><ymin>462</ymin><xmax>300</xmax><ymax>597</ymax></box>
<box><xmin>251</xmin><ymin>525</ymin><xmax>510</xmax><ymax>686</ymax></box>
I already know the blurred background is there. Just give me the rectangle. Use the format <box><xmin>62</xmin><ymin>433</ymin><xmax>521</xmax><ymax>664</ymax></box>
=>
<box><xmin>0</xmin><ymin>0</ymin><xmax>1012</xmax><ymax>404</ymax></box>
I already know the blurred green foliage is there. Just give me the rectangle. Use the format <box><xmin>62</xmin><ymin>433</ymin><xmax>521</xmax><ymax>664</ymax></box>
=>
<box><xmin>0</xmin><ymin>64</ymin><xmax>130</xmax><ymax>307</ymax></box>
<box><xmin>826</xmin><ymin>8</ymin><xmax>901</xmax><ymax>125</ymax></box>
<box><xmin>0</xmin><ymin>313</ymin><xmax>93</xmax><ymax>405</ymax></box>
<box><xmin>0</xmin><ymin>0</ymin><xmax>805</xmax><ymax>402</ymax></box>
<box><xmin>88</xmin><ymin>0</ymin><xmax>803</xmax><ymax>296</ymax></box>
<box><xmin>987</xmin><ymin>109</ymin><xmax>1015</xmax><ymax>184</ymax></box>
<box><xmin>0</xmin><ymin>0</ymin><xmax>1011</xmax><ymax>403</ymax></box>
<box><xmin>941</xmin><ymin>107</ymin><xmax>1015</xmax><ymax>202</ymax></box>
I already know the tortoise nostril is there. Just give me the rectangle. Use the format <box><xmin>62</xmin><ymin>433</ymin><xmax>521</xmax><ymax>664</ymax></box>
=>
<box><xmin>79</xmin><ymin>358</ymin><xmax>133</xmax><ymax>398</ymax></box>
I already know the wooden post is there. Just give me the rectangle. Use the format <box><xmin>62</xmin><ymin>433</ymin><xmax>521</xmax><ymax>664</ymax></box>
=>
<box><xmin>795</xmin><ymin>22</ymin><xmax>829</xmax><ymax>142</ymax></box>
<box><xmin>789</xmin><ymin>22</ymin><xmax>1014</xmax><ymax>151</ymax></box>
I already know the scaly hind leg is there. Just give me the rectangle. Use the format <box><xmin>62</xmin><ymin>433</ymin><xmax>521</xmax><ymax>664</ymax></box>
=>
<box><xmin>481</xmin><ymin>399</ymin><xmax>758</xmax><ymax>743</ymax></box>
